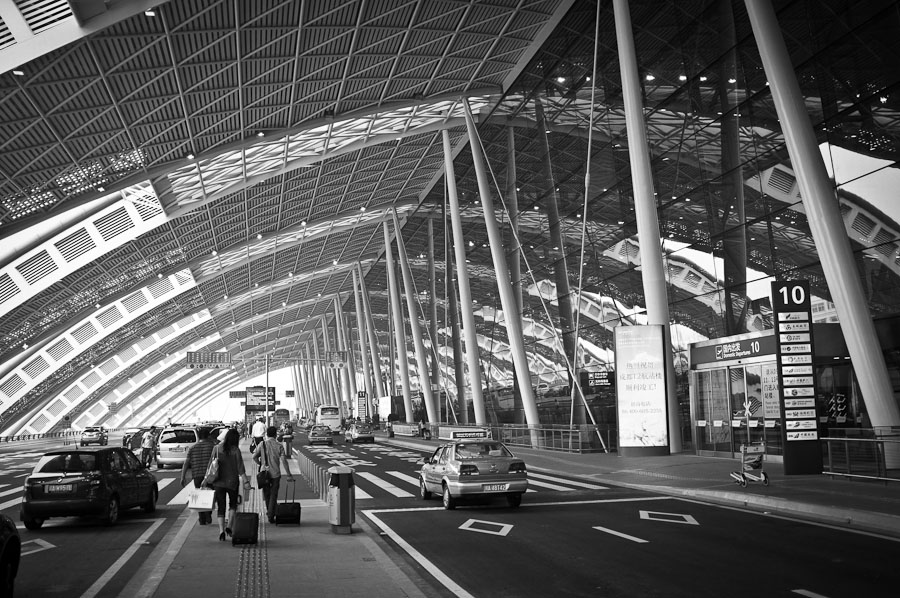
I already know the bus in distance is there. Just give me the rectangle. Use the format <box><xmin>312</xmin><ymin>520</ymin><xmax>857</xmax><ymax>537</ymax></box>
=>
<box><xmin>314</xmin><ymin>405</ymin><xmax>341</xmax><ymax>432</ymax></box>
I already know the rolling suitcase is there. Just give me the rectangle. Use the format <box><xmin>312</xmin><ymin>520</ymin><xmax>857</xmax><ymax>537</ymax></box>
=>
<box><xmin>231</xmin><ymin>504</ymin><xmax>259</xmax><ymax>545</ymax></box>
<box><xmin>274</xmin><ymin>479</ymin><xmax>301</xmax><ymax>525</ymax></box>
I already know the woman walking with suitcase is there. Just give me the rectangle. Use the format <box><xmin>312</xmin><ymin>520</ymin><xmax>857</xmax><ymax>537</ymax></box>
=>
<box><xmin>206</xmin><ymin>428</ymin><xmax>250</xmax><ymax>541</ymax></box>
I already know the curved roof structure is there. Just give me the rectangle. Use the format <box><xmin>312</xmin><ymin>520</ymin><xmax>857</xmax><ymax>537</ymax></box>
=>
<box><xmin>1</xmin><ymin>0</ymin><xmax>899</xmax><ymax>434</ymax></box>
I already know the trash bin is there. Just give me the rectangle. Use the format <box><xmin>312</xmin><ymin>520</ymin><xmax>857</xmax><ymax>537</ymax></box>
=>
<box><xmin>327</xmin><ymin>466</ymin><xmax>355</xmax><ymax>534</ymax></box>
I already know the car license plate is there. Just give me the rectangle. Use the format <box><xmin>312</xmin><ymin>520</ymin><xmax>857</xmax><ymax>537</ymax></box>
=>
<box><xmin>484</xmin><ymin>484</ymin><xmax>508</xmax><ymax>492</ymax></box>
<box><xmin>171</xmin><ymin>447</ymin><xmax>184</xmax><ymax>452</ymax></box>
<box><xmin>47</xmin><ymin>484</ymin><xmax>72</xmax><ymax>493</ymax></box>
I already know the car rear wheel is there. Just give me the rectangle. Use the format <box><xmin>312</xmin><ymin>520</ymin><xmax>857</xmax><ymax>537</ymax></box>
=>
<box><xmin>419</xmin><ymin>478</ymin><xmax>431</xmax><ymax>500</ymax></box>
<box><xmin>507</xmin><ymin>493</ymin><xmax>522</xmax><ymax>508</ymax></box>
<box><xmin>143</xmin><ymin>487</ymin><xmax>158</xmax><ymax>513</ymax></box>
<box><xmin>23</xmin><ymin>517</ymin><xmax>43</xmax><ymax>531</ymax></box>
<box><xmin>442</xmin><ymin>485</ymin><xmax>456</xmax><ymax>510</ymax></box>
<box><xmin>0</xmin><ymin>547</ymin><xmax>17</xmax><ymax>598</ymax></box>
<box><xmin>103</xmin><ymin>496</ymin><xmax>120</xmax><ymax>525</ymax></box>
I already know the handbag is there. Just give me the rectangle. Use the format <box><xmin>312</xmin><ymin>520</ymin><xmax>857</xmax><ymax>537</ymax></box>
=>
<box><xmin>187</xmin><ymin>487</ymin><xmax>215</xmax><ymax>510</ymax></box>
<box><xmin>203</xmin><ymin>448</ymin><xmax>221</xmax><ymax>486</ymax></box>
<box><xmin>256</xmin><ymin>442</ymin><xmax>272</xmax><ymax>488</ymax></box>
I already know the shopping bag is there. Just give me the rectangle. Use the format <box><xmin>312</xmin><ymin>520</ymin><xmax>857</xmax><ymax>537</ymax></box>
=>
<box><xmin>188</xmin><ymin>487</ymin><xmax>215</xmax><ymax>510</ymax></box>
<box><xmin>203</xmin><ymin>454</ymin><xmax>220</xmax><ymax>486</ymax></box>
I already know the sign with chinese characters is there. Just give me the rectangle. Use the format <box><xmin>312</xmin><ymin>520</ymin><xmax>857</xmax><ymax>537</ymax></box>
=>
<box><xmin>771</xmin><ymin>280</ymin><xmax>822</xmax><ymax>475</ymax></box>
<box><xmin>614</xmin><ymin>325</ymin><xmax>669</xmax><ymax>457</ymax></box>
<box><xmin>327</xmin><ymin>351</ymin><xmax>346</xmax><ymax>369</ymax></box>
<box><xmin>186</xmin><ymin>351</ymin><xmax>231</xmax><ymax>369</ymax></box>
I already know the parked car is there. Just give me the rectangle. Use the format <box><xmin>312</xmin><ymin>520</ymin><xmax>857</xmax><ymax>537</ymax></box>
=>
<box><xmin>344</xmin><ymin>423</ymin><xmax>375</xmax><ymax>443</ymax></box>
<box><xmin>307</xmin><ymin>424</ymin><xmax>334</xmax><ymax>446</ymax></box>
<box><xmin>419</xmin><ymin>440</ymin><xmax>528</xmax><ymax>509</ymax></box>
<box><xmin>155</xmin><ymin>426</ymin><xmax>199</xmax><ymax>469</ymax></box>
<box><xmin>0</xmin><ymin>513</ymin><xmax>20</xmax><ymax>597</ymax></box>
<box><xmin>80</xmin><ymin>426</ymin><xmax>108</xmax><ymax>446</ymax></box>
<box><xmin>122</xmin><ymin>427</ymin><xmax>147</xmax><ymax>450</ymax></box>
<box><xmin>20</xmin><ymin>446</ymin><xmax>158</xmax><ymax>529</ymax></box>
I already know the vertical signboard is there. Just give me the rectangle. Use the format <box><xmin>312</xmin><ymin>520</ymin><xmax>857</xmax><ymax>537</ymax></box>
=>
<box><xmin>356</xmin><ymin>390</ymin><xmax>367</xmax><ymax>419</ymax></box>
<box><xmin>771</xmin><ymin>281</ymin><xmax>822</xmax><ymax>474</ymax></box>
<box><xmin>615</xmin><ymin>325</ymin><xmax>669</xmax><ymax>457</ymax></box>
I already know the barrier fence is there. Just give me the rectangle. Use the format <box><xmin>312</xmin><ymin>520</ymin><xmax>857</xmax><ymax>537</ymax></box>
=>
<box><xmin>822</xmin><ymin>434</ymin><xmax>900</xmax><ymax>483</ymax></box>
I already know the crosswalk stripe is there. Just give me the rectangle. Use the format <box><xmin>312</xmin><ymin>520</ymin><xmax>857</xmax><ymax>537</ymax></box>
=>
<box><xmin>385</xmin><ymin>471</ymin><xmax>419</xmax><ymax>486</ymax></box>
<box><xmin>156</xmin><ymin>478</ymin><xmax>175</xmax><ymax>492</ymax></box>
<box><xmin>355</xmin><ymin>472</ymin><xmax>414</xmax><ymax>497</ymax></box>
<box><xmin>168</xmin><ymin>483</ymin><xmax>195</xmax><ymax>506</ymax></box>
<box><xmin>0</xmin><ymin>486</ymin><xmax>21</xmax><ymax>498</ymax></box>
<box><xmin>0</xmin><ymin>496</ymin><xmax>21</xmax><ymax>510</ymax></box>
<box><xmin>528</xmin><ymin>471</ymin><xmax>608</xmax><ymax>490</ymax></box>
<box><xmin>527</xmin><ymin>478</ymin><xmax>576</xmax><ymax>491</ymax></box>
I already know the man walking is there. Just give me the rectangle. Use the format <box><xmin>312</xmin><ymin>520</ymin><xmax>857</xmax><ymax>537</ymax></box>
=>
<box><xmin>140</xmin><ymin>426</ymin><xmax>157</xmax><ymax>468</ymax></box>
<box><xmin>180</xmin><ymin>427</ymin><xmax>216</xmax><ymax>524</ymax></box>
<box><xmin>252</xmin><ymin>426</ymin><xmax>294</xmax><ymax>524</ymax></box>
<box><xmin>250</xmin><ymin>417</ymin><xmax>266</xmax><ymax>451</ymax></box>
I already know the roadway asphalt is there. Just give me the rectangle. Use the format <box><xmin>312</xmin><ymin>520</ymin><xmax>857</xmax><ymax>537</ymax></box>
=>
<box><xmin>120</xmin><ymin>433</ymin><xmax>900</xmax><ymax>598</ymax></box>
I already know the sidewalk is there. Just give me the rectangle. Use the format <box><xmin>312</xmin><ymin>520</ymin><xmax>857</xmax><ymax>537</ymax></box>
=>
<box><xmin>124</xmin><ymin>435</ymin><xmax>900</xmax><ymax>598</ymax></box>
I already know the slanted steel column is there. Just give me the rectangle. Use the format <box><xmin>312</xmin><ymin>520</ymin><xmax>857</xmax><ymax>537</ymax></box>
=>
<box><xmin>427</xmin><ymin>218</ymin><xmax>440</xmax><ymax>402</ymax></box>
<box><xmin>353</xmin><ymin>268</ymin><xmax>374</xmax><ymax>419</ymax></box>
<box><xmin>746</xmin><ymin>0</ymin><xmax>900</xmax><ymax>430</ymax></box>
<box><xmin>614</xmin><ymin>0</ymin><xmax>682</xmax><ymax>453</ymax></box>
<box><xmin>320</xmin><ymin>320</ymin><xmax>344</xmax><ymax>416</ymax></box>
<box><xmin>463</xmin><ymin>103</ymin><xmax>540</xmax><ymax>429</ymax></box>
<box><xmin>358</xmin><ymin>264</ymin><xmax>385</xmax><ymax>398</ymax></box>
<box><xmin>442</xmin><ymin>129</ymin><xmax>486</xmax><ymax>425</ymax></box>
<box><xmin>383</xmin><ymin>221</ymin><xmax>414</xmax><ymax>422</ymax></box>
<box><xmin>446</xmin><ymin>246</ymin><xmax>469</xmax><ymax>424</ymax></box>
<box><xmin>334</xmin><ymin>295</ymin><xmax>358</xmax><ymax>403</ymax></box>
<box><xmin>506</xmin><ymin>125</ymin><xmax>526</xmax><ymax>424</ymax></box>
<box><xmin>391</xmin><ymin>208</ymin><xmax>438</xmax><ymax>424</ymax></box>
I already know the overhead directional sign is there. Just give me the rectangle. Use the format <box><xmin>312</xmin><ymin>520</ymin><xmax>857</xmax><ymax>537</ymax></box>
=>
<box><xmin>327</xmin><ymin>351</ymin><xmax>347</xmax><ymax>368</ymax></box>
<box><xmin>186</xmin><ymin>351</ymin><xmax>232</xmax><ymax>369</ymax></box>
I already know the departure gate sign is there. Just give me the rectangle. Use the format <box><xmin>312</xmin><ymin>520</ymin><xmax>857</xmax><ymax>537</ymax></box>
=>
<box><xmin>771</xmin><ymin>280</ymin><xmax>822</xmax><ymax>475</ymax></box>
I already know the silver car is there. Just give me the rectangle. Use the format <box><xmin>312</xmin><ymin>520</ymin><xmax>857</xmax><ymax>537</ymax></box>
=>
<box><xmin>419</xmin><ymin>440</ymin><xmax>528</xmax><ymax>509</ymax></box>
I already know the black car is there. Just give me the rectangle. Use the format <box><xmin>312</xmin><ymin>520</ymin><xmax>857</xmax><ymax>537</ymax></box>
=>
<box><xmin>0</xmin><ymin>513</ymin><xmax>20</xmax><ymax>597</ymax></box>
<box><xmin>20</xmin><ymin>446</ymin><xmax>158</xmax><ymax>529</ymax></box>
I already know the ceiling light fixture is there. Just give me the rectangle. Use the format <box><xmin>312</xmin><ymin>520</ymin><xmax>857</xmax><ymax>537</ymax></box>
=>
<box><xmin>12</xmin><ymin>70</ymin><xmax>24</xmax><ymax>76</ymax></box>
<box><xmin>144</xmin><ymin>9</ymin><xmax>156</xmax><ymax>17</ymax></box>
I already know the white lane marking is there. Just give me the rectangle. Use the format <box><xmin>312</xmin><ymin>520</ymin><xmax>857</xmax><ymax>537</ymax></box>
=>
<box><xmin>792</xmin><ymin>591</ymin><xmax>831</xmax><ymax>598</ymax></box>
<box><xmin>527</xmin><ymin>471</ymin><xmax>608</xmax><ymax>489</ymax></box>
<box><xmin>0</xmin><ymin>495</ymin><xmax>22</xmax><ymax>510</ymax></box>
<box><xmin>14</xmin><ymin>473</ymin><xmax>29</xmax><ymax>478</ymax></box>
<box><xmin>593</xmin><ymin>525</ymin><xmax>648</xmax><ymax>543</ymax></box>
<box><xmin>355</xmin><ymin>486</ymin><xmax>372</xmax><ymax>499</ymax></box>
<box><xmin>155</xmin><ymin>478</ymin><xmax>175</xmax><ymax>492</ymax></box>
<box><xmin>527</xmin><ymin>478</ymin><xmax>576</xmax><ymax>491</ymax></box>
<box><xmin>20</xmin><ymin>538</ymin><xmax>55</xmax><ymax>556</ymax></box>
<box><xmin>79</xmin><ymin>518</ymin><xmax>165</xmax><ymax>598</ymax></box>
<box><xmin>385</xmin><ymin>471</ymin><xmax>419</xmax><ymax>486</ymax></box>
<box><xmin>356</xmin><ymin>472</ymin><xmax>413</xmax><ymax>497</ymax></box>
<box><xmin>0</xmin><ymin>486</ymin><xmax>21</xmax><ymax>498</ymax></box>
<box><xmin>365</xmin><ymin>509</ymin><xmax>477</xmax><ymax>598</ymax></box>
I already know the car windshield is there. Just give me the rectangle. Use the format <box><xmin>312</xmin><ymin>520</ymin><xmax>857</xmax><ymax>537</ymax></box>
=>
<box><xmin>312</xmin><ymin>426</ymin><xmax>329</xmax><ymax>433</ymax></box>
<box><xmin>34</xmin><ymin>452</ymin><xmax>98</xmax><ymax>473</ymax></box>
<box><xmin>84</xmin><ymin>428</ymin><xmax>101</xmax><ymax>433</ymax></box>
<box><xmin>160</xmin><ymin>429</ymin><xmax>197</xmax><ymax>444</ymax></box>
<box><xmin>455</xmin><ymin>442</ymin><xmax>512</xmax><ymax>459</ymax></box>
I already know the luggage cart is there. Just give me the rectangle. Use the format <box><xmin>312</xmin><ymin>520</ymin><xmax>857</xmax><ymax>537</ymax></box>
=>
<box><xmin>729</xmin><ymin>442</ymin><xmax>769</xmax><ymax>487</ymax></box>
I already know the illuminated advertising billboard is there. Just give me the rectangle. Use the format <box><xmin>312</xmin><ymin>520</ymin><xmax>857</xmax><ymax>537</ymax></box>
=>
<box><xmin>615</xmin><ymin>325</ymin><xmax>669</xmax><ymax>456</ymax></box>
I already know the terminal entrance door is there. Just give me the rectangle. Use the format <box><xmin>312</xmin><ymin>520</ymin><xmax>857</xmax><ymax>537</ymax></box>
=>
<box><xmin>692</xmin><ymin>368</ymin><xmax>732</xmax><ymax>456</ymax></box>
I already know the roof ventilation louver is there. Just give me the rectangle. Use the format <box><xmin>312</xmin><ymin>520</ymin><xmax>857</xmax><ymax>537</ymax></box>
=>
<box><xmin>133</xmin><ymin>200</ymin><xmax>163</xmax><ymax>221</ymax></box>
<box><xmin>71</xmin><ymin>321</ymin><xmax>98</xmax><ymax>344</ymax></box>
<box><xmin>0</xmin><ymin>16</ymin><xmax>15</xmax><ymax>50</ymax></box>
<box><xmin>0</xmin><ymin>375</ymin><xmax>26</xmax><ymax>399</ymax></box>
<box><xmin>23</xmin><ymin>356</ymin><xmax>49</xmax><ymax>379</ymax></box>
<box><xmin>48</xmin><ymin>399</ymin><xmax>66</xmax><ymax>416</ymax></box>
<box><xmin>96</xmin><ymin>306</ymin><xmax>123</xmax><ymax>327</ymax></box>
<box><xmin>55</xmin><ymin>228</ymin><xmax>96</xmax><ymax>262</ymax></box>
<box><xmin>94</xmin><ymin>206</ymin><xmax>135</xmax><ymax>241</ymax></box>
<box><xmin>0</xmin><ymin>273</ymin><xmax>20</xmax><ymax>305</ymax></box>
<box><xmin>15</xmin><ymin>0</ymin><xmax>73</xmax><ymax>34</ymax></box>
<box><xmin>100</xmin><ymin>359</ymin><xmax>118</xmax><ymax>375</ymax></box>
<box><xmin>148</xmin><ymin>277</ymin><xmax>174</xmax><ymax>298</ymax></box>
<box><xmin>82</xmin><ymin>371</ymin><xmax>101</xmax><ymax>388</ymax></box>
<box><xmin>851</xmin><ymin>213</ymin><xmax>876</xmax><ymax>238</ymax></box>
<box><xmin>64</xmin><ymin>386</ymin><xmax>83</xmax><ymax>400</ymax></box>
<box><xmin>122</xmin><ymin>291</ymin><xmax>149</xmax><ymax>312</ymax></box>
<box><xmin>16</xmin><ymin>249</ymin><xmax>58</xmax><ymax>284</ymax></box>
<box><xmin>31</xmin><ymin>414</ymin><xmax>49</xmax><ymax>431</ymax></box>
<box><xmin>47</xmin><ymin>339</ymin><xmax>73</xmax><ymax>360</ymax></box>
<box><xmin>767</xmin><ymin>167</ymin><xmax>795</xmax><ymax>195</ymax></box>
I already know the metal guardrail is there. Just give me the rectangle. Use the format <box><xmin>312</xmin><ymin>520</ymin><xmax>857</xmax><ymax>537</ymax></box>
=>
<box><xmin>822</xmin><ymin>436</ymin><xmax>900</xmax><ymax>483</ymax></box>
<box><xmin>489</xmin><ymin>424</ymin><xmax>617</xmax><ymax>454</ymax></box>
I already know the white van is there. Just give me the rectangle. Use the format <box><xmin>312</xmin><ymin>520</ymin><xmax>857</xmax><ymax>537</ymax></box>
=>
<box><xmin>156</xmin><ymin>426</ymin><xmax>199</xmax><ymax>469</ymax></box>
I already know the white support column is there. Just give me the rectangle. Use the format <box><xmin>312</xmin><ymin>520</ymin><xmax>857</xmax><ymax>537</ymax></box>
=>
<box><xmin>353</xmin><ymin>268</ymin><xmax>375</xmax><ymax>419</ymax></box>
<box><xmin>442</xmin><ymin>129</ymin><xmax>487</xmax><ymax>424</ymax></box>
<box><xmin>463</xmin><ymin>102</ymin><xmax>541</xmax><ymax>429</ymax></box>
<box><xmin>358</xmin><ymin>263</ymin><xmax>386</xmax><ymax>398</ymax></box>
<box><xmin>746</xmin><ymin>0</ymin><xmax>900</xmax><ymax>431</ymax></box>
<box><xmin>614</xmin><ymin>0</ymin><xmax>682</xmax><ymax>453</ymax></box>
<box><xmin>334</xmin><ymin>295</ymin><xmax>358</xmax><ymax>403</ymax></box>
<box><xmin>390</xmin><ymin>208</ymin><xmax>438</xmax><ymax>424</ymax></box>
<box><xmin>384</xmin><ymin>221</ymin><xmax>415</xmax><ymax>422</ymax></box>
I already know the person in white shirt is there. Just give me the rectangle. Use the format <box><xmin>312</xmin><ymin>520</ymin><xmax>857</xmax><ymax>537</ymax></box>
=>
<box><xmin>252</xmin><ymin>426</ymin><xmax>295</xmax><ymax>523</ymax></box>
<box><xmin>250</xmin><ymin>417</ymin><xmax>266</xmax><ymax>450</ymax></box>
